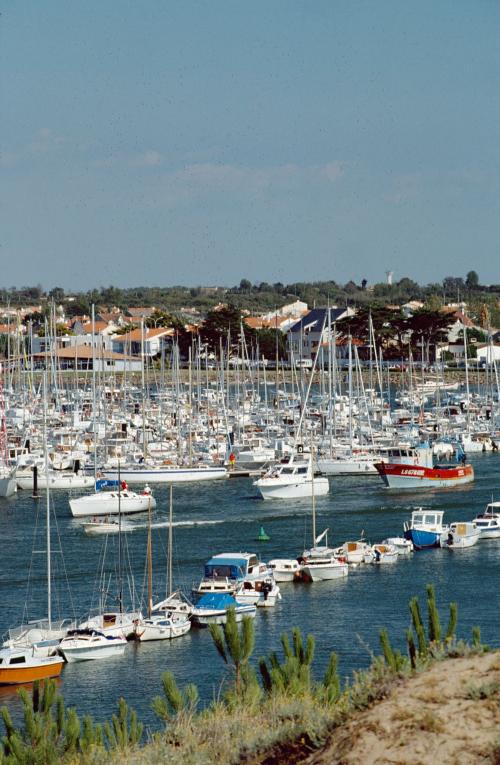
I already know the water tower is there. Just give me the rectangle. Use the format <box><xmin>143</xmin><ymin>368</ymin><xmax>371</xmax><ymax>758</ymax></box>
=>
<box><xmin>386</xmin><ymin>270</ymin><xmax>393</xmax><ymax>286</ymax></box>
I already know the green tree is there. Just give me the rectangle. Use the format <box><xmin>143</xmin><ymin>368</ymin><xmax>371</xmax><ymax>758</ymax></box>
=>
<box><xmin>465</xmin><ymin>270</ymin><xmax>479</xmax><ymax>289</ymax></box>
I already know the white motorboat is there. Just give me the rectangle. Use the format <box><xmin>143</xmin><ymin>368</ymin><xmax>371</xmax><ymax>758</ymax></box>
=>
<box><xmin>268</xmin><ymin>559</ymin><xmax>302</xmax><ymax>582</ymax></box>
<box><xmin>442</xmin><ymin>522</ymin><xmax>480</xmax><ymax>550</ymax></box>
<box><xmin>102</xmin><ymin>464</ymin><xmax>227</xmax><ymax>484</ymax></box>
<box><xmin>335</xmin><ymin>539</ymin><xmax>372</xmax><ymax>565</ymax></box>
<box><xmin>370</xmin><ymin>543</ymin><xmax>399</xmax><ymax>564</ymax></box>
<box><xmin>58</xmin><ymin>629</ymin><xmax>127</xmax><ymax>662</ymax></box>
<box><xmin>382</xmin><ymin>537</ymin><xmax>414</xmax><ymax>554</ymax></box>
<box><xmin>317</xmin><ymin>453</ymin><xmax>381</xmax><ymax>476</ymax></box>
<box><xmin>254</xmin><ymin>454</ymin><xmax>329</xmax><ymax>500</ymax></box>
<box><xmin>193</xmin><ymin>552</ymin><xmax>273</xmax><ymax>597</ymax></box>
<box><xmin>82</xmin><ymin>517</ymin><xmax>137</xmax><ymax>534</ymax></box>
<box><xmin>70</xmin><ymin>483</ymin><xmax>156</xmax><ymax>517</ymax></box>
<box><xmin>473</xmin><ymin>502</ymin><xmax>500</xmax><ymax>539</ymax></box>
<box><xmin>191</xmin><ymin>593</ymin><xmax>256</xmax><ymax>626</ymax></box>
<box><xmin>234</xmin><ymin>578</ymin><xmax>281</xmax><ymax>608</ymax></box>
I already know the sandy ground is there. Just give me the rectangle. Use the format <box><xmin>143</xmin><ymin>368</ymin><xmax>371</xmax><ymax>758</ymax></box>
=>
<box><xmin>305</xmin><ymin>652</ymin><xmax>500</xmax><ymax>765</ymax></box>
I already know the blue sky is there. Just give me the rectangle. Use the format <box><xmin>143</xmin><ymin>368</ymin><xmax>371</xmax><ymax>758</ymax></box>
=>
<box><xmin>1</xmin><ymin>0</ymin><xmax>499</xmax><ymax>291</ymax></box>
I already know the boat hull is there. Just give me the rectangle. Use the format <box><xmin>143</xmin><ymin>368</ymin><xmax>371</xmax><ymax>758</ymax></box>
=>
<box><xmin>59</xmin><ymin>642</ymin><xmax>127</xmax><ymax>662</ymax></box>
<box><xmin>403</xmin><ymin>528</ymin><xmax>441</xmax><ymax>550</ymax></box>
<box><xmin>102</xmin><ymin>467</ymin><xmax>227</xmax><ymax>484</ymax></box>
<box><xmin>255</xmin><ymin>477</ymin><xmax>329</xmax><ymax>500</ymax></box>
<box><xmin>301</xmin><ymin>563</ymin><xmax>348</xmax><ymax>582</ymax></box>
<box><xmin>0</xmin><ymin>657</ymin><xmax>63</xmax><ymax>684</ymax></box>
<box><xmin>136</xmin><ymin>618</ymin><xmax>191</xmax><ymax>641</ymax></box>
<box><xmin>70</xmin><ymin>494</ymin><xmax>156</xmax><ymax>517</ymax></box>
<box><xmin>375</xmin><ymin>463</ymin><xmax>474</xmax><ymax>489</ymax></box>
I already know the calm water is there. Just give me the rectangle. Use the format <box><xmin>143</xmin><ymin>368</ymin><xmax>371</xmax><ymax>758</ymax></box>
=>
<box><xmin>0</xmin><ymin>454</ymin><xmax>498</xmax><ymax>728</ymax></box>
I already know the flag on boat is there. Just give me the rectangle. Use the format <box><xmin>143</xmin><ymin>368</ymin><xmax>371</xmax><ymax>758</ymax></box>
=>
<box><xmin>315</xmin><ymin>528</ymin><xmax>329</xmax><ymax>545</ymax></box>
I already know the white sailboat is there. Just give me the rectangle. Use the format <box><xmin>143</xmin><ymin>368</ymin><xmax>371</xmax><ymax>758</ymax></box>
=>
<box><xmin>3</xmin><ymin>374</ymin><xmax>76</xmax><ymax>656</ymax></box>
<box><xmin>134</xmin><ymin>486</ymin><xmax>191</xmax><ymax>641</ymax></box>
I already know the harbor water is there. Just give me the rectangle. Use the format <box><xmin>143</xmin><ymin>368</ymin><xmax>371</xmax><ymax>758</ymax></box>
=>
<box><xmin>0</xmin><ymin>453</ymin><xmax>498</xmax><ymax>728</ymax></box>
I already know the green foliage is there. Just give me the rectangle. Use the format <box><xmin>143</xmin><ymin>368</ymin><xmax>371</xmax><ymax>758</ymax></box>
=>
<box><xmin>426</xmin><ymin>584</ymin><xmax>441</xmax><ymax>643</ymax></box>
<box><xmin>379</xmin><ymin>628</ymin><xmax>406</xmax><ymax>672</ymax></box>
<box><xmin>151</xmin><ymin>673</ymin><xmax>198</xmax><ymax>722</ymax></box>
<box><xmin>208</xmin><ymin>608</ymin><xmax>257</xmax><ymax>698</ymax></box>
<box><xmin>445</xmin><ymin>602</ymin><xmax>458</xmax><ymax>641</ymax></box>
<box><xmin>103</xmin><ymin>698</ymin><xmax>143</xmax><ymax>750</ymax></box>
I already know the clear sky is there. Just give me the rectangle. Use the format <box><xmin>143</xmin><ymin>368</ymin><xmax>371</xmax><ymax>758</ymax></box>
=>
<box><xmin>1</xmin><ymin>1</ymin><xmax>499</xmax><ymax>291</ymax></box>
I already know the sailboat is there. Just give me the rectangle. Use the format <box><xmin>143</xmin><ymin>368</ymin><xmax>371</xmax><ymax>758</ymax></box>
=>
<box><xmin>77</xmin><ymin>465</ymin><xmax>143</xmax><ymax>639</ymax></box>
<box><xmin>1</xmin><ymin>375</ymin><xmax>69</xmax><ymax>682</ymax></box>
<box><xmin>0</xmin><ymin>365</ymin><xmax>17</xmax><ymax>498</ymax></box>
<box><xmin>135</xmin><ymin>486</ymin><xmax>191</xmax><ymax>641</ymax></box>
<box><xmin>299</xmin><ymin>452</ymin><xmax>348</xmax><ymax>582</ymax></box>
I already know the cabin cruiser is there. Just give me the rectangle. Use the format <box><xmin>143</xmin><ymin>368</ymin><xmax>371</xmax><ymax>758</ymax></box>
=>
<box><xmin>473</xmin><ymin>502</ymin><xmax>500</xmax><ymax>539</ymax></box>
<box><xmin>267</xmin><ymin>559</ymin><xmax>302</xmax><ymax>582</ymax></box>
<box><xmin>254</xmin><ymin>453</ymin><xmax>329</xmax><ymax>500</ymax></box>
<box><xmin>193</xmin><ymin>552</ymin><xmax>273</xmax><ymax>598</ymax></box>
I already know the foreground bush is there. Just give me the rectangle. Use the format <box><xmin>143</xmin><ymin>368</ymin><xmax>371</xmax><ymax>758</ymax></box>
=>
<box><xmin>0</xmin><ymin>586</ymin><xmax>490</xmax><ymax>765</ymax></box>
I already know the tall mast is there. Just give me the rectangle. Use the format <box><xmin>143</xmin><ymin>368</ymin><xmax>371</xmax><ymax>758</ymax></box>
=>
<box><xmin>43</xmin><ymin>372</ymin><xmax>52</xmax><ymax>630</ymax></box>
<box><xmin>168</xmin><ymin>485</ymin><xmax>173</xmax><ymax>598</ymax></box>
<box><xmin>147</xmin><ymin>495</ymin><xmax>153</xmax><ymax>617</ymax></box>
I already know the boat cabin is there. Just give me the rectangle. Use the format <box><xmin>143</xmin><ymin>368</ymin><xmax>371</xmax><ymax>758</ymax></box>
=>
<box><xmin>387</xmin><ymin>446</ymin><xmax>433</xmax><ymax>469</ymax></box>
<box><xmin>408</xmin><ymin>509</ymin><xmax>445</xmax><ymax>532</ymax></box>
<box><xmin>203</xmin><ymin>553</ymin><xmax>261</xmax><ymax>582</ymax></box>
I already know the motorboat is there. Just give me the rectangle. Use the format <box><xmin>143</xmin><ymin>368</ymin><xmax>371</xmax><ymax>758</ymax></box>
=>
<box><xmin>335</xmin><ymin>538</ymin><xmax>372</xmax><ymax>565</ymax></box>
<box><xmin>191</xmin><ymin>593</ymin><xmax>256</xmax><ymax>626</ymax></box>
<box><xmin>375</xmin><ymin>444</ymin><xmax>474</xmax><ymax>489</ymax></box>
<box><xmin>370</xmin><ymin>543</ymin><xmax>399</xmax><ymax>564</ymax></box>
<box><xmin>234</xmin><ymin>578</ymin><xmax>281</xmax><ymax>608</ymax></box>
<box><xmin>442</xmin><ymin>522</ymin><xmax>480</xmax><ymax>550</ymax></box>
<box><xmin>473</xmin><ymin>502</ymin><xmax>500</xmax><ymax>539</ymax></box>
<box><xmin>70</xmin><ymin>483</ymin><xmax>156</xmax><ymax>517</ymax></box>
<box><xmin>254</xmin><ymin>453</ymin><xmax>329</xmax><ymax>500</ymax></box>
<box><xmin>58</xmin><ymin>629</ymin><xmax>127</xmax><ymax>662</ymax></box>
<box><xmin>382</xmin><ymin>537</ymin><xmax>414</xmax><ymax>554</ymax></box>
<box><xmin>193</xmin><ymin>552</ymin><xmax>273</xmax><ymax>597</ymax></box>
<box><xmin>0</xmin><ymin>647</ymin><xmax>64</xmax><ymax>684</ymax></box>
<box><xmin>403</xmin><ymin>509</ymin><xmax>448</xmax><ymax>550</ymax></box>
<box><xmin>82</xmin><ymin>517</ymin><xmax>136</xmax><ymax>534</ymax></box>
<box><xmin>267</xmin><ymin>559</ymin><xmax>302</xmax><ymax>582</ymax></box>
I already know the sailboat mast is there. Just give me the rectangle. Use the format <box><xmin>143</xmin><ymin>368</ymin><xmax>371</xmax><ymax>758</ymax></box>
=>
<box><xmin>147</xmin><ymin>496</ymin><xmax>153</xmax><ymax>617</ymax></box>
<box><xmin>168</xmin><ymin>484</ymin><xmax>173</xmax><ymax>598</ymax></box>
<box><xmin>42</xmin><ymin>372</ymin><xmax>52</xmax><ymax>630</ymax></box>
<box><xmin>117</xmin><ymin>462</ymin><xmax>123</xmax><ymax>615</ymax></box>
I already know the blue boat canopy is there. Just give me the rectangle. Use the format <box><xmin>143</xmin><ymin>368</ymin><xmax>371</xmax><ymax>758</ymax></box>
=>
<box><xmin>196</xmin><ymin>593</ymin><xmax>238</xmax><ymax>609</ymax></box>
<box><xmin>204</xmin><ymin>557</ymin><xmax>247</xmax><ymax>579</ymax></box>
